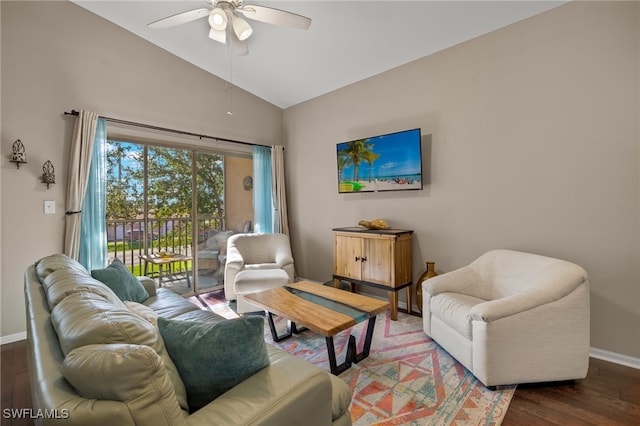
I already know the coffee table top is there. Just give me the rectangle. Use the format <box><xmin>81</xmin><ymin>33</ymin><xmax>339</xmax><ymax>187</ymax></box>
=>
<box><xmin>243</xmin><ymin>281</ymin><xmax>389</xmax><ymax>337</ymax></box>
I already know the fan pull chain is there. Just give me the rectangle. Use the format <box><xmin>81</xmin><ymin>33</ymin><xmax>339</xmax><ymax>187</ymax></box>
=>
<box><xmin>225</xmin><ymin>9</ymin><xmax>234</xmax><ymax>116</ymax></box>
<box><xmin>225</xmin><ymin>48</ymin><xmax>233</xmax><ymax>115</ymax></box>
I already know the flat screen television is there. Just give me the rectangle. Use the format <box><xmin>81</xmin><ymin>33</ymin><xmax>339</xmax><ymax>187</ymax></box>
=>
<box><xmin>336</xmin><ymin>128</ymin><xmax>422</xmax><ymax>193</ymax></box>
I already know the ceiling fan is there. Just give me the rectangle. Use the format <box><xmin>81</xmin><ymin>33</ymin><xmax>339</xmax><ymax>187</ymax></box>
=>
<box><xmin>148</xmin><ymin>0</ymin><xmax>312</xmax><ymax>55</ymax></box>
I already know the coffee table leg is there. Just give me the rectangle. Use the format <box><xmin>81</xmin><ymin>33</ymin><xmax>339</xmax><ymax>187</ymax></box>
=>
<box><xmin>265</xmin><ymin>312</ymin><xmax>307</xmax><ymax>343</ymax></box>
<box><xmin>355</xmin><ymin>315</ymin><xmax>376</xmax><ymax>363</ymax></box>
<box><xmin>325</xmin><ymin>315</ymin><xmax>377</xmax><ymax>375</ymax></box>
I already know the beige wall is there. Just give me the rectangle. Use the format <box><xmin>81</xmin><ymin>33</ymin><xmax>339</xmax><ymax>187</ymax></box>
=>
<box><xmin>225</xmin><ymin>156</ymin><xmax>253</xmax><ymax>232</ymax></box>
<box><xmin>0</xmin><ymin>1</ymin><xmax>282</xmax><ymax>338</ymax></box>
<box><xmin>2</xmin><ymin>0</ymin><xmax>639</xmax><ymax>364</ymax></box>
<box><xmin>284</xmin><ymin>1</ymin><xmax>640</xmax><ymax>360</ymax></box>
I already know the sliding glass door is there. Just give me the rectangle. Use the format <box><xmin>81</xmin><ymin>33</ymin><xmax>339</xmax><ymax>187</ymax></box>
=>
<box><xmin>106</xmin><ymin>140</ymin><xmax>253</xmax><ymax>296</ymax></box>
<box><xmin>194</xmin><ymin>151</ymin><xmax>227</xmax><ymax>292</ymax></box>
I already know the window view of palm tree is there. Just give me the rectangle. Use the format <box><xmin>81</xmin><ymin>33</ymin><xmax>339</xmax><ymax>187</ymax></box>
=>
<box><xmin>106</xmin><ymin>140</ymin><xmax>251</xmax><ymax>296</ymax></box>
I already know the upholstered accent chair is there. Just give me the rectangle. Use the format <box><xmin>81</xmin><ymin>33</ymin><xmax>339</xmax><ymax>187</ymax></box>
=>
<box><xmin>224</xmin><ymin>233</ymin><xmax>295</xmax><ymax>301</ymax></box>
<box><xmin>197</xmin><ymin>230</ymin><xmax>236</xmax><ymax>271</ymax></box>
<box><xmin>422</xmin><ymin>249</ymin><xmax>590</xmax><ymax>387</ymax></box>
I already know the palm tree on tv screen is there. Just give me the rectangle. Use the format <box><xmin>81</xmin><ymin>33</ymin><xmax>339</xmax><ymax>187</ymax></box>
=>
<box><xmin>339</xmin><ymin>139</ymin><xmax>374</xmax><ymax>182</ymax></box>
<box><xmin>362</xmin><ymin>150</ymin><xmax>380</xmax><ymax>183</ymax></box>
<box><xmin>337</xmin><ymin>154</ymin><xmax>351</xmax><ymax>183</ymax></box>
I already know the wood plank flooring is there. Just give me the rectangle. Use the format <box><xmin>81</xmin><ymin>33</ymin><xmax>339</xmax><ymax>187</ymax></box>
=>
<box><xmin>1</xmin><ymin>341</ymin><xmax>33</xmax><ymax>426</ymax></box>
<box><xmin>505</xmin><ymin>357</ymin><xmax>640</xmax><ymax>425</ymax></box>
<box><xmin>2</xmin><ymin>339</ymin><xmax>638</xmax><ymax>425</ymax></box>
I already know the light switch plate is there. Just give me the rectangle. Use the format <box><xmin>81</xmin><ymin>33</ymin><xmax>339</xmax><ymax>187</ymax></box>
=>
<box><xmin>44</xmin><ymin>200</ymin><xmax>55</xmax><ymax>214</ymax></box>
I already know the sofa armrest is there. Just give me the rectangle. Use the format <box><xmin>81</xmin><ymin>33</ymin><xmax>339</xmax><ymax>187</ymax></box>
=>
<box><xmin>423</xmin><ymin>266</ymin><xmax>483</xmax><ymax>298</ymax></box>
<box><xmin>185</xmin><ymin>347</ymin><xmax>334</xmax><ymax>426</ymax></box>
<box><xmin>469</xmin><ymin>279</ymin><xmax>589</xmax><ymax>322</ymax></box>
<box><xmin>138</xmin><ymin>276</ymin><xmax>157</xmax><ymax>297</ymax></box>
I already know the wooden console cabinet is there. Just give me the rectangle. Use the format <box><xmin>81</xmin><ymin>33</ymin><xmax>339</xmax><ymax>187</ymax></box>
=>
<box><xmin>332</xmin><ymin>227</ymin><xmax>413</xmax><ymax>320</ymax></box>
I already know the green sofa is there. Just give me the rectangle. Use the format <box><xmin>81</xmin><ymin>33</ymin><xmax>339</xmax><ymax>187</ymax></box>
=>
<box><xmin>24</xmin><ymin>254</ymin><xmax>352</xmax><ymax>425</ymax></box>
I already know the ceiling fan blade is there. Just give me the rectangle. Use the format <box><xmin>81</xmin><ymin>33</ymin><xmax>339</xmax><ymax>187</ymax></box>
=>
<box><xmin>148</xmin><ymin>8</ymin><xmax>210</xmax><ymax>29</ymax></box>
<box><xmin>236</xmin><ymin>5</ymin><xmax>311</xmax><ymax>30</ymax></box>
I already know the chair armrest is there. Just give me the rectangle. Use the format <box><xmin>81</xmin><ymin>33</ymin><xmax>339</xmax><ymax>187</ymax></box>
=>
<box><xmin>275</xmin><ymin>247</ymin><xmax>294</xmax><ymax>269</ymax></box>
<box><xmin>223</xmin><ymin>245</ymin><xmax>245</xmax><ymax>293</ymax></box>
<box><xmin>185</xmin><ymin>347</ymin><xmax>334</xmax><ymax>426</ymax></box>
<box><xmin>469</xmin><ymin>278</ymin><xmax>589</xmax><ymax>322</ymax></box>
<box><xmin>423</xmin><ymin>266</ymin><xmax>483</xmax><ymax>298</ymax></box>
<box><xmin>138</xmin><ymin>276</ymin><xmax>157</xmax><ymax>297</ymax></box>
<box><xmin>225</xmin><ymin>245</ymin><xmax>244</xmax><ymax>270</ymax></box>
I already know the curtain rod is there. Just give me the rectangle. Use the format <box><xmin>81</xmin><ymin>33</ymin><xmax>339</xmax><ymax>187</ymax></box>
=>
<box><xmin>63</xmin><ymin>110</ymin><xmax>271</xmax><ymax>149</ymax></box>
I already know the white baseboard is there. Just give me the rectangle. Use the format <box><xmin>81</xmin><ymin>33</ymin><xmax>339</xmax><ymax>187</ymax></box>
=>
<box><xmin>1</xmin><ymin>331</ymin><xmax>26</xmax><ymax>345</ymax></box>
<box><xmin>590</xmin><ymin>347</ymin><xmax>640</xmax><ymax>370</ymax></box>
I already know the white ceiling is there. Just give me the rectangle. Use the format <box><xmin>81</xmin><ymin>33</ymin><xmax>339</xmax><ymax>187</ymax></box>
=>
<box><xmin>73</xmin><ymin>1</ymin><xmax>567</xmax><ymax>109</ymax></box>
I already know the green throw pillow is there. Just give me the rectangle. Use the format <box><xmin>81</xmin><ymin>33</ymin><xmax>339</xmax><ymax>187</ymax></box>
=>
<box><xmin>91</xmin><ymin>258</ymin><xmax>149</xmax><ymax>303</ymax></box>
<box><xmin>158</xmin><ymin>316</ymin><xmax>270</xmax><ymax>412</ymax></box>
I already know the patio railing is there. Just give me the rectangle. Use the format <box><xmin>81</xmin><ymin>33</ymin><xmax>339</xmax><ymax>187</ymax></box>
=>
<box><xmin>106</xmin><ymin>216</ymin><xmax>224</xmax><ymax>274</ymax></box>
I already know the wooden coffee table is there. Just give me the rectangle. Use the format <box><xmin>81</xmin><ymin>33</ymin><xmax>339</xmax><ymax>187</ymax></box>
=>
<box><xmin>244</xmin><ymin>281</ymin><xmax>389</xmax><ymax>375</ymax></box>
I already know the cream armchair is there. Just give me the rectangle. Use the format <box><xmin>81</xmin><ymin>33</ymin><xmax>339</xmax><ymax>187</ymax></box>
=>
<box><xmin>422</xmin><ymin>249</ymin><xmax>590</xmax><ymax>387</ymax></box>
<box><xmin>224</xmin><ymin>233</ymin><xmax>296</xmax><ymax>301</ymax></box>
<box><xmin>197</xmin><ymin>230</ymin><xmax>235</xmax><ymax>272</ymax></box>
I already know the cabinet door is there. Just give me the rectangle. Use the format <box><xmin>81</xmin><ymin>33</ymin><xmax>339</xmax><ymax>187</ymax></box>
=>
<box><xmin>361</xmin><ymin>237</ymin><xmax>392</xmax><ymax>285</ymax></box>
<box><xmin>334</xmin><ymin>235</ymin><xmax>362</xmax><ymax>280</ymax></box>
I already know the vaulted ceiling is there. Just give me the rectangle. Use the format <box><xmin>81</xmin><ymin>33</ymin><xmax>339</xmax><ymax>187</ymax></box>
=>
<box><xmin>73</xmin><ymin>1</ymin><xmax>567</xmax><ymax>109</ymax></box>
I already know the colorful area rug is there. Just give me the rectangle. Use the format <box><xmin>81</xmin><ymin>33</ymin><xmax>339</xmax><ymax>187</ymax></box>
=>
<box><xmin>264</xmin><ymin>312</ymin><xmax>515</xmax><ymax>425</ymax></box>
<box><xmin>190</xmin><ymin>291</ymin><xmax>516</xmax><ymax>425</ymax></box>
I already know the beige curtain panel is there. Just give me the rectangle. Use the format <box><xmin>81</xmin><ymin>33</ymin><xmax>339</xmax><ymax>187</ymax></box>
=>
<box><xmin>271</xmin><ymin>145</ymin><xmax>290</xmax><ymax>237</ymax></box>
<box><xmin>63</xmin><ymin>110</ymin><xmax>99</xmax><ymax>259</ymax></box>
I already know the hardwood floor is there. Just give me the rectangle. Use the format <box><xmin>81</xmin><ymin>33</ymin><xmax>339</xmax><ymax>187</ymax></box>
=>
<box><xmin>2</xmin><ymin>339</ymin><xmax>638</xmax><ymax>425</ymax></box>
<box><xmin>504</xmin><ymin>357</ymin><xmax>640</xmax><ymax>426</ymax></box>
<box><xmin>1</xmin><ymin>341</ymin><xmax>33</xmax><ymax>426</ymax></box>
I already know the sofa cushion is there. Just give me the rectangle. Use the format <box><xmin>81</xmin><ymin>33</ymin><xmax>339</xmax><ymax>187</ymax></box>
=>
<box><xmin>172</xmin><ymin>309</ymin><xmax>225</xmax><ymax>322</ymax></box>
<box><xmin>51</xmin><ymin>290</ymin><xmax>160</xmax><ymax>356</ymax></box>
<box><xmin>36</xmin><ymin>253</ymin><xmax>90</xmax><ymax>281</ymax></box>
<box><xmin>62</xmin><ymin>344</ymin><xmax>186</xmax><ymax>426</ymax></box>
<box><xmin>91</xmin><ymin>258</ymin><xmax>149</xmax><ymax>303</ymax></box>
<box><xmin>142</xmin><ymin>288</ymin><xmax>204</xmax><ymax>318</ymax></box>
<box><xmin>158</xmin><ymin>316</ymin><xmax>270</xmax><ymax>412</ymax></box>
<box><xmin>42</xmin><ymin>268</ymin><xmax>126</xmax><ymax>311</ymax></box>
<box><xmin>125</xmin><ymin>301</ymin><xmax>189</xmax><ymax>412</ymax></box>
<box><xmin>125</xmin><ymin>300</ymin><xmax>160</xmax><ymax>326</ymax></box>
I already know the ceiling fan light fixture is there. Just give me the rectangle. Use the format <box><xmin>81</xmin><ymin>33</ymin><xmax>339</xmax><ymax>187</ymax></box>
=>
<box><xmin>232</xmin><ymin>16</ymin><xmax>253</xmax><ymax>41</ymax></box>
<box><xmin>208</xmin><ymin>8</ymin><xmax>227</xmax><ymax>31</ymax></box>
<box><xmin>209</xmin><ymin>27</ymin><xmax>226</xmax><ymax>43</ymax></box>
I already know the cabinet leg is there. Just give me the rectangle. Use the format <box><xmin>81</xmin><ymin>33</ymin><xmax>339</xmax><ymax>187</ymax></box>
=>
<box><xmin>388</xmin><ymin>291</ymin><xmax>398</xmax><ymax>321</ymax></box>
<box><xmin>332</xmin><ymin>277</ymin><xmax>340</xmax><ymax>288</ymax></box>
<box><xmin>406</xmin><ymin>286</ymin><xmax>412</xmax><ymax>315</ymax></box>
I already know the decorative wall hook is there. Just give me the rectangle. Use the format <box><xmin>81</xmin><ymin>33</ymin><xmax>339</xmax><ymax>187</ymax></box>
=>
<box><xmin>9</xmin><ymin>139</ymin><xmax>27</xmax><ymax>169</ymax></box>
<box><xmin>42</xmin><ymin>160</ymin><xmax>55</xmax><ymax>189</ymax></box>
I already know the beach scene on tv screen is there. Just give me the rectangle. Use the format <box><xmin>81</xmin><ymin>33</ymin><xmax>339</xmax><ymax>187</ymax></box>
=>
<box><xmin>337</xmin><ymin>129</ymin><xmax>422</xmax><ymax>192</ymax></box>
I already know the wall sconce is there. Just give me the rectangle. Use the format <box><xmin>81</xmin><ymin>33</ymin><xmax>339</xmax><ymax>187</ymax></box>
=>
<box><xmin>243</xmin><ymin>176</ymin><xmax>253</xmax><ymax>191</ymax></box>
<box><xmin>9</xmin><ymin>139</ymin><xmax>27</xmax><ymax>169</ymax></box>
<box><xmin>42</xmin><ymin>160</ymin><xmax>55</xmax><ymax>189</ymax></box>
